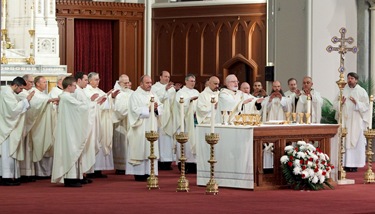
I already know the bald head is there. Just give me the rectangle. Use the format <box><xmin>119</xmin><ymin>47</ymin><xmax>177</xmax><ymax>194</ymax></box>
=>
<box><xmin>140</xmin><ymin>75</ymin><xmax>152</xmax><ymax>91</ymax></box>
<box><xmin>208</xmin><ymin>76</ymin><xmax>220</xmax><ymax>92</ymax></box>
<box><xmin>240</xmin><ymin>82</ymin><xmax>250</xmax><ymax>94</ymax></box>
<box><xmin>272</xmin><ymin>81</ymin><xmax>282</xmax><ymax>92</ymax></box>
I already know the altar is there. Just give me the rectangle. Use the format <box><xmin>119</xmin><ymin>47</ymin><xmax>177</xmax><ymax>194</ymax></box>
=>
<box><xmin>196</xmin><ymin>124</ymin><xmax>339</xmax><ymax>190</ymax></box>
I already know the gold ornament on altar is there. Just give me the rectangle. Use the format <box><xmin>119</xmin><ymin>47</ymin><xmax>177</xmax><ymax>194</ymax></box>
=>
<box><xmin>233</xmin><ymin>114</ymin><xmax>261</xmax><ymax>126</ymax></box>
<box><xmin>327</xmin><ymin>27</ymin><xmax>358</xmax><ymax>182</ymax></box>
<box><xmin>145</xmin><ymin>130</ymin><xmax>159</xmax><ymax>190</ymax></box>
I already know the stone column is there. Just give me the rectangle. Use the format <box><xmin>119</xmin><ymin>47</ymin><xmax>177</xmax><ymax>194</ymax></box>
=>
<box><xmin>371</xmin><ymin>4</ymin><xmax>375</xmax><ymax>95</ymax></box>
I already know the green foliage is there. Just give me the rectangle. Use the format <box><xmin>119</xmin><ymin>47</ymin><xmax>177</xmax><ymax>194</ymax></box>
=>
<box><xmin>320</xmin><ymin>97</ymin><xmax>337</xmax><ymax>124</ymax></box>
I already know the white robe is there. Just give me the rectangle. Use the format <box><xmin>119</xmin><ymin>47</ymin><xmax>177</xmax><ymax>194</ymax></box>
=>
<box><xmin>151</xmin><ymin>82</ymin><xmax>176</xmax><ymax>162</ymax></box>
<box><xmin>84</xmin><ymin>85</ymin><xmax>114</xmax><ymax>170</ymax></box>
<box><xmin>18</xmin><ymin>89</ymin><xmax>35</xmax><ymax>176</ymax></box>
<box><xmin>112</xmin><ymin>88</ymin><xmax>133</xmax><ymax>170</ymax></box>
<box><xmin>126</xmin><ymin>86</ymin><xmax>162</xmax><ymax>175</ymax></box>
<box><xmin>217</xmin><ymin>88</ymin><xmax>246</xmax><ymax>124</ymax></box>
<box><xmin>28</xmin><ymin>89</ymin><xmax>55</xmax><ymax>176</ymax></box>
<box><xmin>73</xmin><ymin>85</ymin><xmax>98</xmax><ymax>173</ymax></box>
<box><xmin>51</xmin><ymin>92</ymin><xmax>90</xmax><ymax>183</ymax></box>
<box><xmin>241</xmin><ymin>93</ymin><xmax>259</xmax><ymax>115</ymax></box>
<box><xmin>174</xmin><ymin>86</ymin><xmax>200</xmax><ymax>163</ymax></box>
<box><xmin>334</xmin><ymin>84</ymin><xmax>369</xmax><ymax>167</ymax></box>
<box><xmin>296</xmin><ymin>89</ymin><xmax>323</xmax><ymax>123</ymax></box>
<box><xmin>262</xmin><ymin>96</ymin><xmax>288</xmax><ymax>122</ymax></box>
<box><xmin>196</xmin><ymin>87</ymin><xmax>219</xmax><ymax>124</ymax></box>
<box><xmin>0</xmin><ymin>86</ymin><xmax>30</xmax><ymax>178</ymax></box>
<box><xmin>284</xmin><ymin>90</ymin><xmax>298</xmax><ymax>113</ymax></box>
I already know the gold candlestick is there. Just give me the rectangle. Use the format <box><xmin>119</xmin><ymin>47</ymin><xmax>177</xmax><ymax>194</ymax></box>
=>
<box><xmin>205</xmin><ymin>133</ymin><xmax>219</xmax><ymax>195</ymax></box>
<box><xmin>26</xmin><ymin>29</ymin><xmax>35</xmax><ymax>65</ymax></box>
<box><xmin>305</xmin><ymin>113</ymin><xmax>311</xmax><ymax>124</ymax></box>
<box><xmin>364</xmin><ymin>129</ymin><xmax>375</xmax><ymax>183</ymax></box>
<box><xmin>1</xmin><ymin>29</ymin><xmax>8</xmax><ymax>64</ymax></box>
<box><xmin>145</xmin><ymin>130</ymin><xmax>159</xmax><ymax>190</ymax></box>
<box><xmin>298</xmin><ymin>113</ymin><xmax>304</xmax><ymax>124</ymax></box>
<box><xmin>176</xmin><ymin>132</ymin><xmax>189</xmax><ymax>192</ymax></box>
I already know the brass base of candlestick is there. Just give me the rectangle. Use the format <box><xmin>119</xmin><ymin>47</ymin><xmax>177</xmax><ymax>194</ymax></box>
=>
<box><xmin>364</xmin><ymin>129</ymin><xmax>375</xmax><ymax>183</ymax></box>
<box><xmin>176</xmin><ymin>132</ymin><xmax>190</xmax><ymax>192</ymax></box>
<box><xmin>305</xmin><ymin>113</ymin><xmax>311</xmax><ymax>124</ymax></box>
<box><xmin>205</xmin><ymin>133</ymin><xmax>220</xmax><ymax>195</ymax></box>
<box><xmin>145</xmin><ymin>131</ymin><xmax>159</xmax><ymax>190</ymax></box>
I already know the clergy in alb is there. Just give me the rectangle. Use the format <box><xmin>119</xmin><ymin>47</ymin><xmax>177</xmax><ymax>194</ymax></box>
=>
<box><xmin>126</xmin><ymin>75</ymin><xmax>162</xmax><ymax>181</ymax></box>
<box><xmin>335</xmin><ymin>72</ymin><xmax>370</xmax><ymax>172</ymax></box>
<box><xmin>217</xmin><ymin>75</ymin><xmax>254</xmax><ymax>124</ymax></box>
<box><xmin>174</xmin><ymin>74</ymin><xmax>199</xmax><ymax>173</ymax></box>
<box><xmin>51</xmin><ymin>76</ymin><xmax>91</xmax><ymax>187</ymax></box>
<box><xmin>28</xmin><ymin>76</ymin><xmax>58</xmax><ymax>177</ymax></box>
<box><xmin>112</xmin><ymin>74</ymin><xmax>133</xmax><ymax>175</ymax></box>
<box><xmin>196</xmin><ymin>76</ymin><xmax>220</xmax><ymax>124</ymax></box>
<box><xmin>262</xmin><ymin>80</ymin><xmax>288</xmax><ymax>122</ymax></box>
<box><xmin>240</xmin><ymin>82</ymin><xmax>264</xmax><ymax>115</ymax></box>
<box><xmin>284</xmin><ymin>78</ymin><xmax>299</xmax><ymax>113</ymax></box>
<box><xmin>0</xmin><ymin>77</ymin><xmax>34</xmax><ymax>186</ymax></box>
<box><xmin>151</xmin><ymin>71</ymin><xmax>181</xmax><ymax>170</ymax></box>
<box><xmin>295</xmin><ymin>76</ymin><xmax>323</xmax><ymax>123</ymax></box>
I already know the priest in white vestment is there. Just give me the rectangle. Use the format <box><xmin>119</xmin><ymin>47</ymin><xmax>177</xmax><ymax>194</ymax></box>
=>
<box><xmin>0</xmin><ymin>77</ymin><xmax>34</xmax><ymax>186</ymax></box>
<box><xmin>334</xmin><ymin>72</ymin><xmax>370</xmax><ymax>172</ymax></box>
<box><xmin>174</xmin><ymin>74</ymin><xmax>199</xmax><ymax>173</ymax></box>
<box><xmin>151</xmin><ymin>71</ymin><xmax>181</xmax><ymax>170</ymax></box>
<box><xmin>84</xmin><ymin>72</ymin><xmax>120</xmax><ymax>178</ymax></box>
<box><xmin>28</xmin><ymin>76</ymin><xmax>58</xmax><ymax>178</ymax></box>
<box><xmin>126</xmin><ymin>75</ymin><xmax>163</xmax><ymax>181</ymax></box>
<box><xmin>284</xmin><ymin>78</ymin><xmax>300</xmax><ymax>113</ymax></box>
<box><xmin>18</xmin><ymin>74</ymin><xmax>36</xmax><ymax>181</ymax></box>
<box><xmin>52</xmin><ymin>76</ymin><xmax>91</xmax><ymax>187</ymax></box>
<box><xmin>240</xmin><ymin>82</ymin><xmax>263</xmax><ymax>115</ymax></box>
<box><xmin>295</xmin><ymin>76</ymin><xmax>323</xmax><ymax>123</ymax></box>
<box><xmin>48</xmin><ymin>75</ymin><xmax>65</xmax><ymax>99</ymax></box>
<box><xmin>196</xmin><ymin>76</ymin><xmax>220</xmax><ymax>124</ymax></box>
<box><xmin>73</xmin><ymin>72</ymin><xmax>100</xmax><ymax>183</ymax></box>
<box><xmin>262</xmin><ymin>80</ymin><xmax>288</xmax><ymax>122</ymax></box>
<box><xmin>216</xmin><ymin>75</ymin><xmax>254</xmax><ymax>124</ymax></box>
<box><xmin>112</xmin><ymin>74</ymin><xmax>133</xmax><ymax>175</ymax></box>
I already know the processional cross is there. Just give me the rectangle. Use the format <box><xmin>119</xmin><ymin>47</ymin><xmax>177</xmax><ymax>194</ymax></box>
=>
<box><xmin>326</xmin><ymin>27</ymin><xmax>358</xmax><ymax>182</ymax></box>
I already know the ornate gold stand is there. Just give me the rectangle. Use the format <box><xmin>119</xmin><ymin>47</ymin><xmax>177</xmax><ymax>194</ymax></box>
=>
<box><xmin>205</xmin><ymin>133</ymin><xmax>219</xmax><ymax>195</ymax></box>
<box><xmin>176</xmin><ymin>132</ymin><xmax>189</xmax><ymax>192</ymax></box>
<box><xmin>338</xmin><ymin>127</ymin><xmax>347</xmax><ymax>180</ymax></box>
<box><xmin>145</xmin><ymin>130</ymin><xmax>159</xmax><ymax>190</ymax></box>
<box><xmin>364</xmin><ymin>129</ymin><xmax>375</xmax><ymax>183</ymax></box>
<box><xmin>26</xmin><ymin>29</ymin><xmax>35</xmax><ymax>65</ymax></box>
<box><xmin>1</xmin><ymin>29</ymin><xmax>8</xmax><ymax>64</ymax></box>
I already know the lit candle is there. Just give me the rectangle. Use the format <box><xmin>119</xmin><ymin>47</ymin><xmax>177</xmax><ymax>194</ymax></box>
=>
<box><xmin>150</xmin><ymin>95</ymin><xmax>155</xmax><ymax>131</ymax></box>
<box><xmin>30</xmin><ymin>6</ymin><xmax>34</xmax><ymax>30</ymax></box>
<box><xmin>370</xmin><ymin>95</ymin><xmax>373</xmax><ymax>129</ymax></box>
<box><xmin>210</xmin><ymin>96</ymin><xmax>215</xmax><ymax>133</ymax></box>
<box><xmin>179</xmin><ymin>96</ymin><xmax>184</xmax><ymax>132</ymax></box>
<box><xmin>1</xmin><ymin>0</ymin><xmax>6</xmax><ymax>29</ymax></box>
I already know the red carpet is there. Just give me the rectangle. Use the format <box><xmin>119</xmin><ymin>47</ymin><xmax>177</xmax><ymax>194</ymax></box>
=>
<box><xmin>1</xmin><ymin>166</ymin><xmax>374</xmax><ymax>214</ymax></box>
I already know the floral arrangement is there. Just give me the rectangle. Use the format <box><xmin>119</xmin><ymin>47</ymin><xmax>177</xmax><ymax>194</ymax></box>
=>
<box><xmin>280</xmin><ymin>141</ymin><xmax>334</xmax><ymax>190</ymax></box>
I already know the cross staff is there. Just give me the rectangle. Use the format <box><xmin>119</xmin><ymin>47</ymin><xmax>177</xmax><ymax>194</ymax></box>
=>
<box><xmin>326</xmin><ymin>27</ymin><xmax>358</xmax><ymax>73</ymax></box>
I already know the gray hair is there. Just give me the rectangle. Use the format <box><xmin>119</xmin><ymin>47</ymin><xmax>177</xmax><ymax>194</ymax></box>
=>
<box><xmin>88</xmin><ymin>72</ymin><xmax>99</xmax><ymax>82</ymax></box>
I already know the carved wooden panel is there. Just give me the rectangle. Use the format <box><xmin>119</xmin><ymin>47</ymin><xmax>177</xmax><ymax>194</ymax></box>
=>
<box><xmin>56</xmin><ymin>0</ymin><xmax>144</xmax><ymax>90</ymax></box>
<box><xmin>152</xmin><ymin>4</ymin><xmax>266</xmax><ymax>91</ymax></box>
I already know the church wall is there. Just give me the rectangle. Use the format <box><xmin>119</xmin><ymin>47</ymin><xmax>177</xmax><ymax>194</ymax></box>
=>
<box><xmin>152</xmin><ymin>3</ymin><xmax>267</xmax><ymax>91</ymax></box>
<box><xmin>311</xmin><ymin>0</ymin><xmax>358</xmax><ymax>102</ymax></box>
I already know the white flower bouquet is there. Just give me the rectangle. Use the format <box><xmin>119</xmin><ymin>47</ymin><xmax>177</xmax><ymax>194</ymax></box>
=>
<box><xmin>280</xmin><ymin>141</ymin><xmax>334</xmax><ymax>190</ymax></box>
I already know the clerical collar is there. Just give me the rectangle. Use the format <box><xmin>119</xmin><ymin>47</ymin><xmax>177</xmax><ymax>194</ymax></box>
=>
<box><xmin>57</xmin><ymin>86</ymin><xmax>63</xmax><ymax>90</ymax></box>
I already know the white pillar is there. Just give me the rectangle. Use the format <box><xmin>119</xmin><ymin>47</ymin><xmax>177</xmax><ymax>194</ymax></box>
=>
<box><xmin>371</xmin><ymin>5</ymin><xmax>375</xmax><ymax>95</ymax></box>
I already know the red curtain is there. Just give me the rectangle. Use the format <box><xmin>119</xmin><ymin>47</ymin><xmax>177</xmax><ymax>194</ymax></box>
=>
<box><xmin>74</xmin><ymin>19</ymin><xmax>113</xmax><ymax>92</ymax></box>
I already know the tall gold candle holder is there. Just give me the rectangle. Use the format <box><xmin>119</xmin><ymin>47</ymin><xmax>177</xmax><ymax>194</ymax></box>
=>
<box><xmin>26</xmin><ymin>29</ymin><xmax>35</xmax><ymax>65</ymax></box>
<box><xmin>1</xmin><ymin>29</ymin><xmax>8</xmax><ymax>64</ymax></box>
<box><xmin>364</xmin><ymin>129</ymin><xmax>375</xmax><ymax>183</ymax></box>
<box><xmin>145</xmin><ymin>130</ymin><xmax>159</xmax><ymax>190</ymax></box>
<box><xmin>205</xmin><ymin>133</ymin><xmax>219</xmax><ymax>195</ymax></box>
<box><xmin>176</xmin><ymin>132</ymin><xmax>189</xmax><ymax>192</ymax></box>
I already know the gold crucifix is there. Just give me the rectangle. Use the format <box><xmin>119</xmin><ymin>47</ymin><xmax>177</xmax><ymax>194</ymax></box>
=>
<box><xmin>326</xmin><ymin>27</ymin><xmax>358</xmax><ymax>74</ymax></box>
